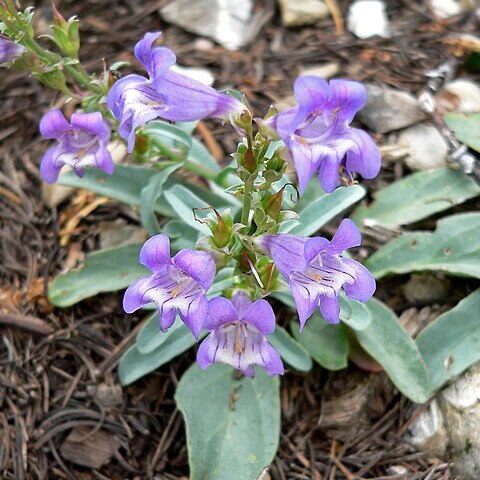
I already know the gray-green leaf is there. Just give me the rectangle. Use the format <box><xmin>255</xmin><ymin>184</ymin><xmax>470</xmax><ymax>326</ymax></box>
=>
<box><xmin>351</xmin><ymin>167</ymin><xmax>480</xmax><ymax>228</ymax></box>
<box><xmin>290</xmin><ymin>314</ymin><xmax>348</xmax><ymax>370</ymax></box>
<box><xmin>353</xmin><ymin>298</ymin><xmax>431</xmax><ymax>403</ymax></box>
<box><xmin>366</xmin><ymin>212</ymin><xmax>480</xmax><ymax>279</ymax></box>
<box><xmin>49</xmin><ymin>243</ymin><xmax>146</xmax><ymax>307</ymax></box>
<box><xmin>282</xmin><ymin>184</ymin><xmax>365</xmax><ymax>236</ymax></box>
<box><xmin>270</xmin><ymin>326</ymin><xmax>313</xmax><ymax>372</ymax></box>
<box><xmin>175</xmin><ymin>364</ymin><xmax>280</xmax><ymax>480</ymax></box>
<box><xmin>118</xmin><ymin>323</ymin><xmax>197</xmax><ymax>385</ymax></box>
<box><xmin>444</xmin><ymin>113</ymin><xmax>480</xmax><ymax>153</ymax></box>
<box><xmin>416</xmin><ymin>289</ymin><xmax>480</xmax><ymax>392</ymax></box>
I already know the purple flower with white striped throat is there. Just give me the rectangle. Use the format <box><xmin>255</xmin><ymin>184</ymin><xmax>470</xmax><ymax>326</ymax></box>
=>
<box><xmin>265</xmin><ymin>76</ymin><xmax>380</xmax><ymax>194</ymax></box>
<box><xmin>0</xmin><ymin>37</ymin><xmax>25</xmax><ymax>64</ymax></box>
<box><xmin>123</xmin><ymin>234</ymin><xmax>215</xmax><ymax>340</ymax></box>
<box><xmin>197</xmin><ymin>291</ymin><xmax>284</xmax><ymax>377</ymax></box>
<box><xmin>107</xmin><ymin>32</ymin><xmax>245</xmax><ymax>152</ymax></box>
<box><xmin>258</xmin><ymin>219</ymin><xmax>375</xmax><ymax>328</ymax></box>
<box><xmin>39</xmin><ymin>110</ymin><xmax>114</xmax><ymax>183</ymax></box>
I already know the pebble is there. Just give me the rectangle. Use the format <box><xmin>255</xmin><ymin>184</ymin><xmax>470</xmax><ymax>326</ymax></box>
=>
<box><xmin>429</xmin><ymin>0</ymin><xmax>475</xmax><ymax>19</ymax></box>
<box><xmin>347</xmin><ymin>0</ymin><xmax>389</xmax><ymax>39</ymax></box>
<box><xmin>277</xmin><ymin>0</ymin><xmax>329</xmax><ymax>27</ymax></box>
<box><xmin>160</xmin><ymin>0</ymin><xmax>253</xmax><ymax>50</ymax></box>
<box><xmin>437</xmin><ymin>79</ymin><xmax>480</xmax><ymax>114</ymax></box>
<box><xmin>397</xmin><ymin>123</ymin><xmax>449</xmax><ymax>171</ymax></box>
<box><xmin>299</xmin><ymin>62</ymin><xmax>340</xmax><ymax>79</ymax></box>
<box><xmin>358</xmin><ymin>84</ymin><xmax>426</xmax><ymax>133</ymax></box>
<box><xmin>403</xmin><ymin>274</ymin><xmax>450</xmax><ymax>307</ymax></box>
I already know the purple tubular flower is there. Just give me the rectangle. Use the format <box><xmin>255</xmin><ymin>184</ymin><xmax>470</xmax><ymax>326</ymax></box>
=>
<box><xmin>197</xmin><ymin>291</ymin><xmax>284</xmax><ymax>378</ymax></box>
<box><xmin>266</xmin><ymin>76</ymin><xmax>381</xmax><ymax>194</ymax></box>
<box><xmin>258</xmin><ymin>219</ymin><xmax>375</xmax><ymax>329</ymax></box>
<box><xmin>0</xmin><ymin>37</ymin><xmax>25</xmax><ymax>64</ymax></box>
<box><xmin>107</xmin><ymin>32</ymin><xmax>245</xmax><ymax>152</ymax></box>
<box><xmin>39</xmin><ymin>110</ymin><xmax>114</xmax><ymax>183</ymax></box>
<box><xmin>123</xmin><ymin>234</ymin><xmax>215</xmax><ymax>340</ymax></box>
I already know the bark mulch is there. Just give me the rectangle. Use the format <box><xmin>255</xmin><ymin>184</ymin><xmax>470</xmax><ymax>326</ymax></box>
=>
<box><xmin>2</xmin><ymin>0</ymin><xmax>478</xmax><ymax>478</ymax></box>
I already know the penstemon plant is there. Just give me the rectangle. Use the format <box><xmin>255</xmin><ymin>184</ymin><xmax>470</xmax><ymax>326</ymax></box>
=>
<box><xmin>4</xmin><ymin>2</ymin><xmax>480</xmax><ymax>479</ymax></box>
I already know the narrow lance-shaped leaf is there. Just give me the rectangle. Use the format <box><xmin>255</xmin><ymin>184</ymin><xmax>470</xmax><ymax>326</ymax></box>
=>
<box><xmin>175</xmin><ymin>364</ymin><xmax>280</xmax><ymax>480</ymax></box>
<box><xmin>351</xmin><ymin>167</ymin><xmax>480</xmax><ymax>228</ymax></box>
<box><xmin>282</xmin><ymin>183</ymin><xmax>365</xmax><ymax>236</ymax></box>
<box><xmin>118</xmin><ymin>323</ymin><xmax>198</xmax><ymax>385</ymax></box>
<box><xmin>416</xmin><ymin>289</ymin><xmax>480</xmax><ymax>393</ymax></box>
<box><xmin>140</xmin><ymin>163</ymin><xmax>181</xmax><ymax>235</ymax></box>
<box><xmin>366</xmin><ymin>212</ymin><xmax>480</xmax><ymax>280</ymax></box>
<box><xmin>269</xmin><ymin>326</ymin><xmax>313</xmax><ymax>372</ymax></box>
<box><xmin>49</xmin><ymin>243</ymin><xmax>146</xmax><ymax>307</ymax></box>
<box><xmin>352</xmin><ymin>298</ymin><xmax>431</xmax><ymax>403</ymax></box>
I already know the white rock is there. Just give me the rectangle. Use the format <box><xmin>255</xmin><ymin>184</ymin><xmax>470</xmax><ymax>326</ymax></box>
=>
<box><xmin>358</xmin><ymin>85</ymin><xmax>426</xmax><ymax>133</ymax></box>
<box><xmin>171</xmin><ymin>64</ymin><xmax>214</xmax><ymax>86</ymax></box>
<box><xmin>408</xmin><ymin>400</ymin><xmax>447</xmax><ymax>457</ymax></box>
<box><xmin>300</xmin><ymin>62</ymin><xmax>340</xmax><ymax>79</ymax></box>
<box><xmin>160</xmin><ymin>0</ymin><xmax>253</xmax><ymax>50</ymax></box>
<box><xmin>42</xmin><ymin>182</ymin><xmax>75</xmax><ymax>208</ymax></box>
<box><xmin>397</xmin><ymin>123</ymin><xmax>449</xmax><ymax>171</ymax></box>
<box><xmin>430</xmin><ymin>0</ymin><xmax>475</xmax><ymax>19</ymax></box>
<box><xmin>439</xmin><ymin>363</ymin><xmax>480</xmax><ymax>478</ymax></box>
<box><xmin>437</xmin><ymin>79</ymin><xmax>480</xmax><ymax>114</ymax></box>
<box><xmin>347</xmin><ymin>0</ymin><xmax>389</xmax><ymax>39</ymax></box>
<box><xmin>278</xmin><ymin>0</ymin><xmax>329</xmax><ymax>27</ymax></box>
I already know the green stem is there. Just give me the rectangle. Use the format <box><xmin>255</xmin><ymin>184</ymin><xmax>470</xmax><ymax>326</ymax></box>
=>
<box><xmin>183</xmin><ymin>158</ymin><xmax>219</xmax><ymax>182</ymax></box>
<box><xmin>241</xmin><ymin>176</ymin><xmax>254</xmax><ymax>226</ymax></box>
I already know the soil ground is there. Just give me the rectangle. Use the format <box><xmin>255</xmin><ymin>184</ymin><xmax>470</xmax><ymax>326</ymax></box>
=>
<box><xmin>1</xmin><ymin>0</ymin><xmax>479</xmax><ymax>478</ymax></box>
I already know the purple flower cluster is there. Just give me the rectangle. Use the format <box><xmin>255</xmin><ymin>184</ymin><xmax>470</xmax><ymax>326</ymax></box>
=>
<box><xmin>265</xmin><ymin>76</ymin><xmax>381</xmax><ymax>193</ymax></box>
<box><xmin>124</xmin><ymin>220</ymin><xmax>374</xmax><ymax>378</ymax></box>
<box><xmin>39</xmin><ymin>110</ymin><xmax>114</xmax><ymax>183</ymax></box>
<box><xmin>107</xmin><ymin>32</ymin><xmax>245</xmax><ymax>152</ymax></box>
<box><xmin>0</xmin><ymin>37</ymin><xmax>25</xmax><ymax>64</ymax></box>
<box><xmin>125</xmin><ymin>234</ymin><xmax>283</xmax><ymax>377</ymax></box>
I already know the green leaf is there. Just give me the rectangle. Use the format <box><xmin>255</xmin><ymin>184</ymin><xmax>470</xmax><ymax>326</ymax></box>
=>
<box><xmin>290</xmin><ymin>314</ymin><xmax>348</xmax><ymax>370</ymax></box>
<box><xmin>188</xmin><ymin>137</ymin><xmax>221</xmax><ymax>174</ymax></box>
<box><xmin>59</xmin><ymin>165</ymin><xmax>236</xmax><ymax>217</ymax></box>
<box><xmin>269</xmin><ymin>326</ymin><xmax>313</xmax><ymax>372</ymax></box>
<box><xmin>366</xmin><ymin>212</ymin><xmax>480</xmax><ymax>279</ymax></box>
<box><xmin>118</xmin><ymin>323</ymin><xmax>197</xmax><ymax>385</ymax></box>
<box><xmin>353</xmin><ymin>298</ymin><xmax>431</xmax><ymax>403</ymax></box>
<box><xmin>164</xmin><ymin>185</ymin><xmax>212</xmax><ymax>234</ymax></box>
<box><xmin>351</xmin><ymin>167</ymin><xmax>480</xmax><ymax>228</ymax></box>
<box><xmin>416</xmin><ymin>289</ymin><xmax>480</xmax><ymax>392</ymax></box>
<box><xmin>282</xmin><ymin>184</ymin><xmax>365</xmax><ymax>236</ymax></box>
<box><xmin>175</xmin><ymin>364</ymin><xmax>280</xmax><ymax>480</ymax></box>
<box><xmin>161</xmin><ymin>220</ymin><xmax>200</xmax><ymax>250</ymax></box>
<box><xmin>339</xmin><ymin>296</ymin><xmax>372</xmax><ymax>330</ymax></box>
<box><xmin>49</xmin><ymin>243</ymin><xmax>146</xmax><ymax>307</ymax></box>
<box><xmin>140</xmin><ymin>164</ymin><xmax>181</xmax><ymax>235</ymax></box>
<box><xmin>143</xmin><ymin>120</ymin><xmax>193</xmax><ymax>153</ymax></box>
<box><xmin>444</xmin><ymin>113</ymin><xmax>480</xmax><ymax>153</ymax></box>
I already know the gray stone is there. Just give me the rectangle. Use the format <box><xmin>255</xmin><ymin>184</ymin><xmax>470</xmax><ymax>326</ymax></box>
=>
<box><xmin>437</xmin><ymin>79</ymin><xmax>480</xmax><ymax>114</ymax></box>
<box><xmin>160</xmin><ymin>0</ymin><xmax>253</xmax><ymax>50</ymax></box>
<box><xmin>408</xmin><ymin>400</ymin><xmax>448</xmax><ymax>458</ymax></box>
<box><xmin>42</xmin><ymin>183</ymin><xmax>75</xmax><ymax>208</ymax></box>
<box><xmin>347</xmin><ymin>0</ymin><xmax>389</xmax><ymax>39</ymax></box>
<box><xmin>278</xmin><ymin>0</ymin><xmax>329</xmax><ymax>27</ymax></box>
<box><xmin>403</xmin><ymin>274</ymin><xmax>449</xmax><ymax>307</ymax></box>
<box><xmin>358</xmin><ymin>85</ymin><xmax>426</xmax><ymax>133</ymax></box>
<box><xmin>439</xmin><ymin>363</ymin><xmax>480</xmax><ymax>478</ymax></box>
<box><xmin>300</xmin><ymin>62</ymin><xmax>340</xmax><ymax>79</ymax></box>
<box><xmin>429</xmin><ymin>0</ymin><xmax>475</xmax><ymax>19</ymax></box>
<box><xmin>397</xmin><ymin>123</ymin><xmax>449</xmax><ymax>171</ymax></box>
